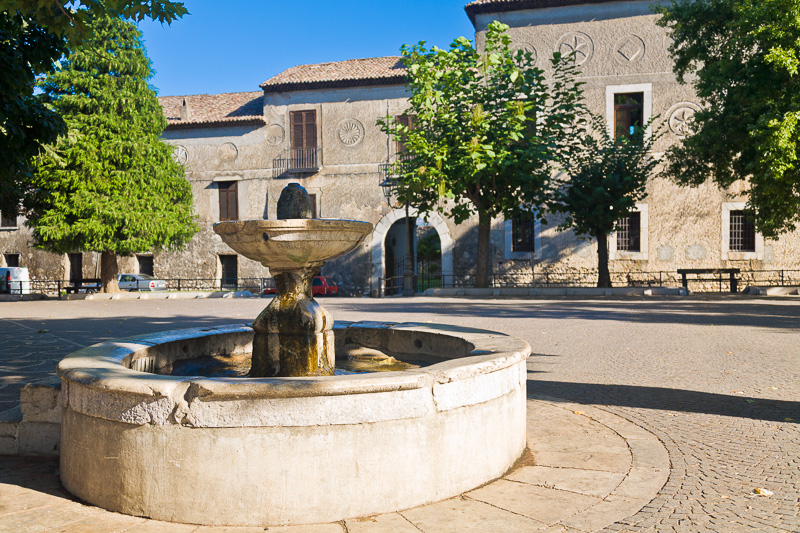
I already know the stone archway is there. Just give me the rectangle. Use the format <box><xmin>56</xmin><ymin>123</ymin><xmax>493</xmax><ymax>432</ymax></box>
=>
<box><xmin>370</xmin><ymin>208</ymin><xmax>453</xmax><ymax>295</ymax></box>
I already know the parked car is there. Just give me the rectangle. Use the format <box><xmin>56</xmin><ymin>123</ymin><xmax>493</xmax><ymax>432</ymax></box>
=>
<box><xmin>262</xmin><ymin>276</ymin><xmax>338</xmax><ymax>296</ymax></box>
<box><xmin>117</xmin><ymin>273</ymin><xmax>167</xmax><ymax>291</ymax></box>
<box><xmin>312</xmin><ymin>276</ymin><xmax>338</xmax><ymax>296</ymax></box>
<box><xmin>0</xmin><ymin>267</ymin><xmax>31</xmax><ymax>295</ymax></box>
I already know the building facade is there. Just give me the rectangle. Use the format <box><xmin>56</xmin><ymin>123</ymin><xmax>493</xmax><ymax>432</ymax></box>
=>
<box><xmin>2</xmin><ymin>0</ymin><xmax>799</xmax><ymax>292</ymax></box>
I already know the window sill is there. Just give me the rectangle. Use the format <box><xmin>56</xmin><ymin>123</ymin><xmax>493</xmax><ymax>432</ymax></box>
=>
<box><xmin>0</xmin><ymin>226</ymin><xmax>18</xmax><ymax>231</ymax></box>
<box><xmin>614</xmin><ymin>251</ymin><xmax>648</xmax><ymax>260</ymax></box>
<box><xmin>507</xmin><ymin>251</ymin><xmax>536</xmax><ymax>260</ymax></box>
<box><xmin>724</xmin><ymin>251</ymin><xmax>761</xmax><ymax>261</ymax></box>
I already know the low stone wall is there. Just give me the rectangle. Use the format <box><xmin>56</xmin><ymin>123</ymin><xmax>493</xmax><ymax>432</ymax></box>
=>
<box><xmin>0</xmin><ymin>377</ymin><xmax>62</xmax><ymax>456</ymax></box>
<box><xmin>56</xmin><ymin>322</ymin><xmax>530</xmax><ymax>527</ymax></box>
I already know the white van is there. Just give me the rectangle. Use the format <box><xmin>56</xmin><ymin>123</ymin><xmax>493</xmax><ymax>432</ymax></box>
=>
<box><xmin>0</xmin><ymin>267</ymin><xmax>31</xmax><ymax>294</ymax></box>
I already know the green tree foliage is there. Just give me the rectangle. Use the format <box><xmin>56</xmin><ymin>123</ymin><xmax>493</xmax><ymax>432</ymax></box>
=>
<box><xmin>550</xmin><ymin>117</ymin><xmax>660</xmax><ymax>288</ymax></box>
<box><xmin>0</xmin><ymin>1</ymin><xmax>186</xmax><ymax>212</ymax></box>
<box><xmin>0</xmin><ymin>12</ymin><xmax>67</xmax><ymax>213</ymax></box>
<box><xmin>658</xmin><ymin>0</ymin><xmax>800</xmax><ymax>237</ymax></box>
<box><xmin>28</xmin><ymin>15</ymin><xmax>198</xmax><ymax>292</ymax></box>
<box><xmin>378</xmin><ymin>21</ymin><xmax>585</xmax><ymax>288</ymax></box>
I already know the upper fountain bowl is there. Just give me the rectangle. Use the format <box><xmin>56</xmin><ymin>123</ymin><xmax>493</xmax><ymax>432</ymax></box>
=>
<box><xmin>214</xmin><ymin>219</ymin><xmax>373</xmax><ymax>270</ymax></box>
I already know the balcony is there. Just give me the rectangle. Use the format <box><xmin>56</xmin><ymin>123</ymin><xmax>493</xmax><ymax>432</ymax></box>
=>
<box><xmin>273</xmin><ymin>148</ymin><xmax>322</xmax><ymax>177</ymax></box>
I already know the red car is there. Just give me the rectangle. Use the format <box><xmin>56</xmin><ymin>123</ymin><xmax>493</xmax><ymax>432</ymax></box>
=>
<box><xmin>312</xmin><ymin>276</ymin><xmax>338</xmax><ymax>296</ymax></box>
<box><xmin>263</xmin><ymin>276</ymin><xmax>338</xmax><ymax>296</ymax></box>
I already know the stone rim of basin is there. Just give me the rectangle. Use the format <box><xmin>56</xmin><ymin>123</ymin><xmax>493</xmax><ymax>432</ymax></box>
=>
<box><xmin>56</xmin><ymin>321</ymin><xmax>530</xmax><ymax>406</ymax></box>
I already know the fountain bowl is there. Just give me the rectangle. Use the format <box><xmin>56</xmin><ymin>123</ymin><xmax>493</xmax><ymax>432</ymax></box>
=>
<box><xmin>56</xmin><ymin>321</ymin><xmax>530</xmax><ymax>527</ymax></box>
<box><xmin>213</xmin><ymin>219</ymin><xmax>373</xmax><ymax>270</ymax></box>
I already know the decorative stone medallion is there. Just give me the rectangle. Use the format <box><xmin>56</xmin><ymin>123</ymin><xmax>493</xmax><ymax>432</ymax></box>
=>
<box><xmin>667</xmin><ymin>103</ymin><xmax>701</xmax><ymax>137</ymax></box>
<box><xmin>556</xmin><ymin>32</ymin><xmax>594</xmax><ymax>65</ymax></box>
<box><xmin>513</xmin><ymin>42</ymin><xmax>537</xmax><ymax>64</ymax></box>
<box><xmin>265</xmin><ymin>124</ymin><xmax>285</xmax><ymax>146</ymax></box>
<box><xmin>614</xmin><ymin>35</ymin><xmax>646</xmax><ymax>64</ymax></box>
<box><xmin>172</xmin><ymin>145</ymin><xmax>188</xmax><ymax>165</ymax></box>
<box><xmin>217</xmin><ymin>142</ymin><xmax>238</xmax><ymax>163</ymax></box>
<box><xmin>337</xmin><ymin>118</ymin><xmax>365</xmax><ymax>147</ymax></box>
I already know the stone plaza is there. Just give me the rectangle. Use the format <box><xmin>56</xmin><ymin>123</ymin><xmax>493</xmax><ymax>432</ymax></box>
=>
<box><xmin>1</xmin><ymin>294</ymin><xmax>798</xmax><ymax>532</ymax></box>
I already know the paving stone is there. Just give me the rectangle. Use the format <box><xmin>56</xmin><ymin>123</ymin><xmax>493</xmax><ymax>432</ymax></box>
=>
<box><xmin>345</xmin><ymin>513</ymin><xmax>420</xmax><ymax>532</ymax></box>
<box><xmin>507</xmin><ymin>465</ymin><xmax>626</xmax><ymax>498</ymax></box>
<box><xmin>401</xmin><ymin>496</ymin><xmax>546</xmax><ymax>532</ymax></box>
<box><xmin>2</xmin><ymin>297</ymin><xmax>800</xmax><ymax>532</ymax></box>
<box><xmin>467</xmin><ymin>479</ymin><xmax>601</xmax><ymax>524</ymax></box>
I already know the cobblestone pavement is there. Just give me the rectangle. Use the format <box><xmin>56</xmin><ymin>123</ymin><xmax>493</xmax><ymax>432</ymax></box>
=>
<box><xmin>1</xmin><ymin>296</ymin><xmax>799</xmax><ymax>532</ymax></box>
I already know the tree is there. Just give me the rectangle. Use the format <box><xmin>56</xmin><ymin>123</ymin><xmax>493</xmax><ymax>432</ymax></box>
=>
<box><xmin>657</xmin><ymin>0</ymin><xmax>800</xmax><ymax>237</ymax></box>
<box><xmin>378</xmin><ymin>21</ymin><xmax>585</xmax><ymax>288</ymax></box>
<box><xmin>550</xmin><ymin>117</ymin><xmax>660</xmax><ymax>288</ymax></box>
<box><xmin>28</xmin><ymin>15</ymin><xmax>198</xmax><ymax>292</ymax></box>
<box><xmin>0</xmin><ymin>12</ymin><xmax>68</xmax><ymax>214</ymax></box>
<box><xmin>0</xmin><ymin>1</ymin><xmax>187</xmax><ymax>212</ymax></box>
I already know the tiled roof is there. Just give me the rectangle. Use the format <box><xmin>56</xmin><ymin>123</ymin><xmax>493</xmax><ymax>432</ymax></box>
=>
<box><xmin>464</xmin><ymin>0</ymin><xmax>630</xmax><ymax>24</ymax></box>
<box><xmin>158</xmin><ymin>91</ymin><xmax>264</xmax><ymax>129</ymax></box>
<box><xmin>261</xmin><ymin>57</ymin><xmax>406</xmax><ymax>92</ymax></box>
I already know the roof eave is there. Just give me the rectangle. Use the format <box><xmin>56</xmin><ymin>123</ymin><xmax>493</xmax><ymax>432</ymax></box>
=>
<box><xmin>260</xmin><ymin>76</ymin><xmax>406</xmax><ymax>93</ymax></box>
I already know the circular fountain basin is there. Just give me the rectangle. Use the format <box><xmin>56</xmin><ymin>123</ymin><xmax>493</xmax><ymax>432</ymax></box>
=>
<box><xmin>213</xmin><ymin>219</ymin><xmax>373</xmax><ymax>269</ymax></box>
<box><xmin>56</xmin><ymin>321</ymin><xmax>530</xmax><ymax>527</ymax></box>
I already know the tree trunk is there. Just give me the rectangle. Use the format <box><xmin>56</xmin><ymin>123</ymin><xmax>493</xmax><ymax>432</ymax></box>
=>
<box><xmin>596</xmin><ymin>232</ymin><xmax>611</xmax><ymax>288</ymax></box>
<box><xmin>475</xmin><ymin>210</ymin><xmax>492</xmax><ymax>288</ymax></box>
<box><xmin>100</xmin><ymin>251</ymin><xmax>121</xmax><ymax>293</ymax></box>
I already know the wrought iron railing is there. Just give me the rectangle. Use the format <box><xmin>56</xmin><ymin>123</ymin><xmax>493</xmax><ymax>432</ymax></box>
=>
<box><xmin>272</xmin><ymin>148</ymin><xmax>322</xmax><ymax>176</ymax></box>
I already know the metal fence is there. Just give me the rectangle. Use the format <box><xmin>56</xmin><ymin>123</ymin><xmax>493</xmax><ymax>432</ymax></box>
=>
<box><xmin>5</xmin><ymin>277</ymin><xmax>277</xmax><ymax>298</ymax></box>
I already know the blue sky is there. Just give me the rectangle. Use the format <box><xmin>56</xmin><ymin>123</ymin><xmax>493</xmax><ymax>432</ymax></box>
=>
<box><xmin>138</xmin><ymin>1</ymin><xmax>477</xmax><ymax>97</ymax></box>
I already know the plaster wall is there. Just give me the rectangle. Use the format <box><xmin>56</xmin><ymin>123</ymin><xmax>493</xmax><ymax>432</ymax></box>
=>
<box><xmin>473</xmin><ymin>2</ymin><xmax>800</xmax><ymax>284</ymax></box>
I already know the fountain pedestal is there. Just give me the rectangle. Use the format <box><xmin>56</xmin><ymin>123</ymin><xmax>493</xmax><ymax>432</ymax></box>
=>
<box><xmin>213</xmin><ymin>183</ymin><xmax>372</xmax><ymax>377</ymax></box>
<box><xmin>252</xmin><ymin>266</ymin><xmax>335</xmax><ymax>376</ymax></box>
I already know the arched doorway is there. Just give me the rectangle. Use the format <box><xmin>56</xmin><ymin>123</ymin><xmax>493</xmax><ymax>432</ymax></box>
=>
<box><xmin>416</xmin><ymin>223</ymin><xmax>442</xmax><ymax>292</ymax></box>
<box><xmin>369</xmin><ymin>208</ymin><xmax>453</xmax><ymax>296</ymax></box>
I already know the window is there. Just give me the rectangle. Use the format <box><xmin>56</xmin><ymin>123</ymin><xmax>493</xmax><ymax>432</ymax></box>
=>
<box><xmin>504</xmin><ymin>210</ymin><xmax>540</xmax><ymax>259</ymax></box>
<box><xmin>728</xmin><ymin>210</ymin><xmax>755</xmax><ymax>252</ymax></box>
<box><xmin>511</xmin><ymin>213</ymin><xmax>535</xmax><ymax>252</ymax></box>
<box><xmin>290</xmin><ymin>110</ymin><xmax>318</xmax><ymax>169</ymax></box>
<box><xmin>395</xmin><ymin>115</ymin><xmax>416</xmax><ymax>155</ymax></box>
<box><xmin>609</xmin><ymin>204</ymin><xmax>648</xmax><ymax>260</ymax></box>
<box><xmin>722</xmin><ymin>202</ymin><xmax>763</xmax><ymax>260</ymax></box>
<box><xmin>218</xmin><ymin>181</ymin><xmax>239</xmax><ymax>221</ymax></box>
<box><xmin>606</xmin><ymin>84</ymin><xmax>652</xmax><ymax>143</ymax></box>
<box><xmin>616</xmin><ymin>212</ymin><xmax>641</xmax><ymax>252</ymax></box>
<box><xmin>614</xmin><ymin>92</ymin><xmax>643</xmax><ymax>142</ymax></box>
<box><xmin>4</xmin><ymin>254</ymin><xmax>19</xmax><ymax>267</ymax></box>
<box><xmin>138</xmin><ymin>255</ymin><xmax>154</xmax><ymax>277</ymax></box>
<box><xmin>1</xmin><ymin>207</ymin><xmax>17</xmax><ymax>228</ymax></box>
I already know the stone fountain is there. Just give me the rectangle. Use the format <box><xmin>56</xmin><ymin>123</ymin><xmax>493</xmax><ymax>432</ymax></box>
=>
<box><xmin>56</xmin><ymin>183</ymin><xmax>531</xmax><ymax>527</ymax></box>
<box><xmin>214</xmin><ymin>183</ymin><xmax>372</xmax><ymax>377</ymax></box>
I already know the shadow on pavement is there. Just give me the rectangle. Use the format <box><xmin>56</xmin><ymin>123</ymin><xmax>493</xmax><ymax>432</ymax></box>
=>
<box><xmin>347</xmin><ymin>299</ymin><xmax>800</xmax><ymax>331</ymax></box>
<box><xmin>527</xmin><ymin>379</ymin><xmax>800</xmax><ymax>423</ymax></box>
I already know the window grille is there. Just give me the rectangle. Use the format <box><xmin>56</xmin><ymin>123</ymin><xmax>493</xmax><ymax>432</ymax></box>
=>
<box><xmin>617</xmin><ymin>212</ymin><xmax>641</xmax><ymax>252</ymax></box>
<box><xmin>729</xmin><ymin>210</ymin><xmax>756</xmax><ymax>252</ymax></box>
<box><xmin>138</xmin><ymin>255</ymin><xmax>154</xmax><ymax>277</ymax></box>
<box><xmin>512</xmin><ymin>213</ymin><xmax>535</xmax><ymax>252</ymax></box>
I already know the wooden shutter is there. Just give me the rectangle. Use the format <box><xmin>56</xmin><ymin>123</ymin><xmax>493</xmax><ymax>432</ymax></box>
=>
<box><xmin>396</xmin><ymin>115</ymin><xmax>415</xmax><ymax>154</ymax></box>
<box><xmin>291</xmin><ymin>110</ymin><xmax>317</xmax><ymax>149</ymax></box>
<box><xmin>219</xmin><ymin>181</ymin><xmax>239</xmax><ymax>221</ymax></box>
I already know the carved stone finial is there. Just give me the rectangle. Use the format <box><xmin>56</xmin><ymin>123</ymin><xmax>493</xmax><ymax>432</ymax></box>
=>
<box><xmin>277</xmin><ymin>183</ymin><xmax>313</xmax><ymax>219</ymax></box>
